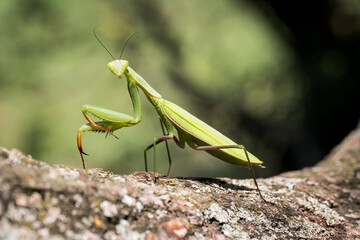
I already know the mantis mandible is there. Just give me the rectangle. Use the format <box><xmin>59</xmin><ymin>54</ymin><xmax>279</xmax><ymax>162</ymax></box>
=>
<box><xmin>77</xmin><ymin>31</ymin><xmax>266</xmax><ymax>201</ymax></box>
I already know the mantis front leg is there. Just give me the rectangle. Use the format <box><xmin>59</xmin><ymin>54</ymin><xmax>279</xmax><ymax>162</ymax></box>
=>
<box><xmin>77</xmin><ymin>78</ymin><xmax>141</xmax><ymax>169</ymax></box>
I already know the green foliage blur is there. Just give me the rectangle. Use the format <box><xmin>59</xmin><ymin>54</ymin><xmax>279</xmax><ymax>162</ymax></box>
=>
<box><xmin>1</xmin><ymin>0</ymin><xmax>357</xmax><ymax>179</ymax></box>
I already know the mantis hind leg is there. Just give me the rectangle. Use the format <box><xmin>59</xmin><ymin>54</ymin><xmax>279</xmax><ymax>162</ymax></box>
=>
<box><xmin>192</xmin><ymin>144</ymin><xmax>266</xmax><ymax>202</ymax></box>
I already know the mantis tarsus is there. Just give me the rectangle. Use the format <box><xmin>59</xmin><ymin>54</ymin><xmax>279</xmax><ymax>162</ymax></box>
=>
<box><xmin>77</xmin><ymin>31</ymin><xmax>266</xmax><ymax>201</ymax></box>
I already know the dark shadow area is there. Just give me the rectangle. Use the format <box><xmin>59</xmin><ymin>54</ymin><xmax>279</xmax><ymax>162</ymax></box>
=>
<box><xmin>177</xmin><ymin>176</ymin><xmax>254</xmax><ymax>192</ymax></box>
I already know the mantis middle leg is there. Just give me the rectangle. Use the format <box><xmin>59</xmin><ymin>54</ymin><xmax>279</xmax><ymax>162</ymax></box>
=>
<box><xmin>143</xmin><ymin>132</ymin><xmax>184</xmax><ymax>177</ymax></box>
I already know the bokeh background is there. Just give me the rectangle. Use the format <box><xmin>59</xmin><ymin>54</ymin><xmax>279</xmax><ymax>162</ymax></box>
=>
<box><xmin>0</xmin><ymin>0</ymin><xmax>359</xmax><ymax>179</ymax></box>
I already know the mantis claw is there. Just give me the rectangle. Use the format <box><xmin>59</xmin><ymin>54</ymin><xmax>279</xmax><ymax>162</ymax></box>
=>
<box><xmin>79</xmin><ymin>152</ymin><xmax>87</xmax><ymax>169</ymax></box>
<box><xmin>77</xmin><ymin>132</ymin><xmax>89</xmax><ymax>169</ymax></box>
<box><xmin>80</xmin><ymin>149</ymin><xmax>89</xmax><ymax>156</ymax></box>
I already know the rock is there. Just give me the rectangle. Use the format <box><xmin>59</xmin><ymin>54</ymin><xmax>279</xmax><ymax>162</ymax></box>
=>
<box><xmin>0</xmin><ymin>127</ymin><xmax>359</xmax><ymax>239</ymax></box>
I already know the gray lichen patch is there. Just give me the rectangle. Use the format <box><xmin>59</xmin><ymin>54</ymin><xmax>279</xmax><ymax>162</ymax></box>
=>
<box><xmin>298</xmin><ymin>197</ymin><xmax>345</xmax><ymax>226</ymax></box>
<box><xmin>288</xmin><ymin>216</ymin><xmax>335</xmax><ymax>238</ymax></box>
<box><xmin>204</xmin><ymin>203</ymin><xmax>229</xmax><ymax>223</ymax></box>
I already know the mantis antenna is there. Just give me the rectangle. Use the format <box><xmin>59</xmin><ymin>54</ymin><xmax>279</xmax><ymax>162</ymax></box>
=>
<box><xmin>93</xmin><ymin>26</ymin><xmax>137</xmax><ymax>61</ymax></box>
<box><xmin>93</xmin><ymin>26</ymin><xmax>115</xmax><ymax>61</ymax></box>
<box><xmin>119</xmin><ymin>32</ymin><xmax>138</xmax><ymax>60</ymax></box>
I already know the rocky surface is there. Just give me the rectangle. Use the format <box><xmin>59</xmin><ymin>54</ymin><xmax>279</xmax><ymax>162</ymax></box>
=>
<box><xmin>0</xmin><ymin>127</ymin><xmax>359</xmax><ymax>239</ymax></box>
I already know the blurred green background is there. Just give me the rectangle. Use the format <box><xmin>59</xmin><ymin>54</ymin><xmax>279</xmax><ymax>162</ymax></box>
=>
<box><xmin>0</xmin><ymin>0</ymin><xmax>359</xmax><ymax>179</ymax></box>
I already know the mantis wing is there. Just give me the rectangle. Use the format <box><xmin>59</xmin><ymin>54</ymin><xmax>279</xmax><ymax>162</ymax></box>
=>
<box><xmin>161</xmin><ymin>100</ymin><xmax>263</xmax><ymax>167</ymax></box>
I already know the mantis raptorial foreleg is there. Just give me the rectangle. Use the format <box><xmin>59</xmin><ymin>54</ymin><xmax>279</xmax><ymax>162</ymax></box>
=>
<box><xmin>77</xmin><ymin>78</ymin><xmax>141</xmax><ymax>169</ymax></box>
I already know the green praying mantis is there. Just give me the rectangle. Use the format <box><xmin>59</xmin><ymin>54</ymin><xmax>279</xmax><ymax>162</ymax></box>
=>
<box><xmin>77</xmin><ymin>31</ymin><xmax>266</xmax><ymax>201</ymax></box>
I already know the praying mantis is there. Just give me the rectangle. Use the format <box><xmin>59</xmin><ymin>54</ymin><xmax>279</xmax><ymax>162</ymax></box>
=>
<box><xmin>77</xmin><ymin>31</ymin><xmax>266</xmax><ymax>201</ymax></box>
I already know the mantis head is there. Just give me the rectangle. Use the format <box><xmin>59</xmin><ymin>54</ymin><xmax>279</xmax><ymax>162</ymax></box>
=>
<box><xmin>108</xmin><ymin>60</ymin><xmax>129</xmax><ymax>78</ymax></box>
